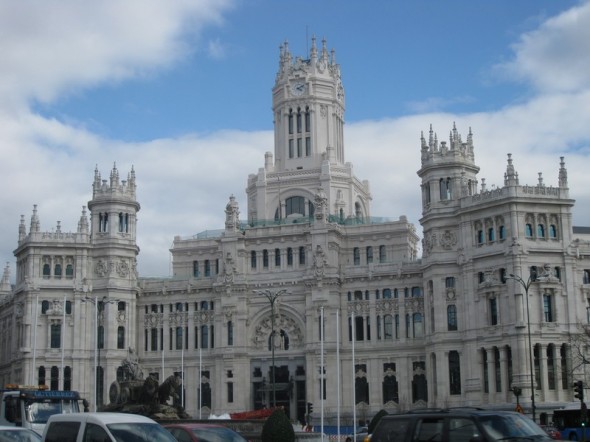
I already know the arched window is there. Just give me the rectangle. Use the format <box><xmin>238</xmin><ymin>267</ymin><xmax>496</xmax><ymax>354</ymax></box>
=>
<box><xmin>287</xmin><ymin>248</ymin><xmax>293</xmax><ymax>266</ymax></box>
<box><xmin>288</xmin><ymin>109</ymin><xmax>293</xmax><ymax>134</ymax></box>
<box><xmin>525</xmin><ymin>224</ymin><xmax>533</xmax><ymax>237</ymax></box>
<box><xmin>537</xmin><ymin>224</ymin><xmax>545</xmax><ymax>238</ymax></box>
<box><xmin>274</xmin><ymin>248</ymin><xmax>281</xmax><ymax>267</ymax></box>
<box><xmin>499</xmin><ymin>225</ymin><xmax>506</xmax><ymax>240</ymax></box>
<box><xmin>41</xmin><ymin>300</ymin><xmax>50</xmax><ymax>314</ymax></box>
<box><xmin>65</xmin><ymin>264</ymin><xmax>74</xmax><ymax>278</ymax></box>
<box><xmin>263</xmin><ymin>250</ymin><xmax>269</xmax><ymax>268</ymax></box>
<box><xmin>383</xmin><ymin>289</ymin><xmax>392</xmax><ymax>299</ymax></box>
<box><xmin>286</xmin><ymin>196</ymin><xmax>305</xmax><ymax>216</ymax></box>
<box><xmin>54</xmin><ymin>264</ymin><xmax>62</xmax><ymax>278</ymax></box>
<box><xmin>488</xmin><ymin>228</ymin><xmax>495</xmax><ymax>242</ymax></box>
<box><xmin>549</xmin><ymin>224</ymin><xmax>557</xmax><ymax>238</ymax></box>
<box><xmin>447</xmin><ymin>305</ymin><xmax>457</xmax><ymax>331</ymax></box>
<box><xmin>250</xmin><ymin>251</ymin><xmax>257</xmax><ymax>269</ymax></box>
<box><xmin>42</xmin><ymin>263</ymin><xmax>50</xmax><ymax>278</ymax></box>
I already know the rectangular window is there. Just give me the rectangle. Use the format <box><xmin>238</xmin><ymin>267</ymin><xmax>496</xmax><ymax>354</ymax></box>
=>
<box><xmin>275</xmin><ymin>249</ymin><xmax>281</xmax><ymax>267</ymax></box>
<box><xmin>305</xmin><ymin>137</ymin><xmax>311</xmax><ymax>156</ymax></box>
<box><xmin>297</xmin><ymin>138</ymin><xmax>302</xmax><ymax>157</ymax></box>
<box><xmin>227</xmin><ymin>382</ymin><xmax>234</xmax><ymax>403</ymax></box>
<box><xmin>445</xmin><ymin>277</ymin><xmax>455</xmax><ymax>288</ymax></box>
<box><xmin>490</xmin><ymin>298</ymin><xmax>498</xmax><ymax>325</ymax></box>
<box><xmin>287</xmin><ymin>248</ymin><xmax>293</xmax><ymax>266</ymax></box>
<box><xmin>204</xmin><ymin>260</ymin><xmax>211</xmax><ymax>277</ymax></box>
<box><xmin>366</xmin><ymin>246</ymin><xmax>373</xmax><ymax>264</ymax></box>
<box><xmin>379</xmin><ymin>245</ymin><xmax>386</xmax><ymax>263</ymax></box>
<box><xmin>193</xmin><ymin>261</ymin><xmax>199</xmax><ymax>278</ymax></box>
<box><xmin>299</xmin><ymin>246</ymin><xmax>305</xmax><ymax>265</ymax></box>
<box><xmin>151</xmin><ymin>328</ymin><xmax>158</xmax><ymax>351</ymax></box>
<box><xmin>305</xmin><ymin>110</ymin><xmax>310</xmax><ymax>132</ymax></box>
<box><xmin>288</xmin><ymin>139</ymin><xmax>294</xmax><ymax>158</ymax></box>
<box><xmin>353</xmin><ymin>247</ymin><xmax>360</xmax><ymax>265</ymax></box>
<box><xmin>50</xmin><ymin>323</ymin><xmax>61</xmax><ymax>348</ymax></box>
<box><xmin>543</xmin><ymin>294</ymin><xmax>554</xmax><ymax>322</ymax></box>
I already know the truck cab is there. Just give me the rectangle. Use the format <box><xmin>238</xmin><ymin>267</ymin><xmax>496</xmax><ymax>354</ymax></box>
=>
<box><xmin>0</xmin><ymin>384</ymin><xmax>84</xmax><ymax>435</ymax></box>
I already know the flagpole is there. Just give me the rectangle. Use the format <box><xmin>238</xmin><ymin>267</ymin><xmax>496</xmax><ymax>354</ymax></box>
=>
<box><xmin>320</xmin><ymin>306</ymin><xmax>324</xmax><ymax>441</ymax></box>
<box><xmin>31</xmin><ymin>294</ymin><xmax>39</xmax><ymax>385</ymax></box>
<box><xmin>199</xmin><ymin>347</ymin><xmax>202</xmax><ymax>419</ymax></box>
<box><xmin>352</xmin><ymin>311</ymin><xmax>356</xmax><ymax>440</ymax></box>
<box><xmin>336</xmin><ymin>309</ymin><xmax>340</xmax><ymax>441</ymax></box>
<box><xmin>181</xmin><ymin>330</ymin><xmax>184</xmax><ymax>408</ymax></box>
<box><xmin>61</xmin><ymin>293</ymin><xmax>66</xmax><ymax>389</ymax></box>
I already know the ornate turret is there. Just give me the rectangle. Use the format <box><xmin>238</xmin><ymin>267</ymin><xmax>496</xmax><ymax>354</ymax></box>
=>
<box><xmin>246</xmin><ymin>37</ymin><xmax>370</xmax><ymax>224</ymax></box>
<box><xmin>418</xmin><ymin>124</ymin><xmax>480</xmax><ymax>215</ymax></box>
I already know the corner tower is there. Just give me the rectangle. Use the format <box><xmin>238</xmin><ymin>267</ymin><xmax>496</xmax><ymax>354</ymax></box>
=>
<box><xmin>246</xmin><ymin>37</ymin><xmax>371</xmax><ymax>223</ymax></box>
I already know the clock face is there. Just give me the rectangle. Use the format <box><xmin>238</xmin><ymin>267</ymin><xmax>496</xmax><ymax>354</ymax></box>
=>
<box><xmin>290</xmin><ymin>82</ymin><xmax>306</xmax><ymax>96</ymax></box>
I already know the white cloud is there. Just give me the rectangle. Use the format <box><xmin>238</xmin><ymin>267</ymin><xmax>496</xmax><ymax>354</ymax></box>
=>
<box><xmin>0</xmin><ymin>0</ymin><xmax>234</xmax><ymax>108</ymax></box>
<box><xmin>494</xmin><ymin>0</ymin><xmax>590</xmax><ymax>93</ymax></box>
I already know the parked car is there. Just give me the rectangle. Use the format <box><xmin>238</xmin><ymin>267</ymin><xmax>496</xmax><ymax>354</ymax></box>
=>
<box><xmin>540</xmin><ymin>425</ymin><xmax>562</xmax><ymax>440</ymax></box>
<box><xmin>0</xmin><ymin>426</ymin><xmax>41</xmax><ymax>441</ymax></box>
<box><xmin>355</xmin><ymin>426</ymin><xmax>369</xmax><ymax>442</ymax></box>
<box><xmin>164</xmin><ymin>423</ymin><xmax>247</xmax><ymax>442</ymax></box>
<box><xmin>370</xmin><ymin>408</ymin><xmax>553</xmax><ymax>442</ymax></box>
<box><xmin>41</xmin><ymin>412</ymin><xmax>177</xmax><ymax>442</ymax></box>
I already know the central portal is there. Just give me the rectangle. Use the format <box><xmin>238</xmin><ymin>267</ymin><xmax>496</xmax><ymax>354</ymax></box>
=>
<box><xmin>251</xmin><ymin>360</ymin><xmax>306</xmax><ymax>424</ymax></box>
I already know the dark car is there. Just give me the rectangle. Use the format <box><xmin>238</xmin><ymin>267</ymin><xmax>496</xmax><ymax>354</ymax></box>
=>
<box><xmin>370</xmin><ymin>408</ymin><xmax>553</xmax><ymax>442</ymax></box>
<box><xmin>540</xmin><ymin>425</ymin><xmax>562</xmax><ymax>440</ymax></box>
<box><xmin>164</xmin><ymin>423</ymin><xmax>247</xmax><ymax>442</ymax></box>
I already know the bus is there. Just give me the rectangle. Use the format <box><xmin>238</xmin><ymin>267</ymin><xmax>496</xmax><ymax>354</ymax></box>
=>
<box><xmin>553</xmin><ymin>406</ymin><xmax>589</xmax><ymax>440</ymax></box>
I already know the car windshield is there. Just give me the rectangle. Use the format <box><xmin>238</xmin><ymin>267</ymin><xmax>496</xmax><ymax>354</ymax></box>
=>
<box><xmin>107</xmin><ymin>423</ymin><xmax>177</xmax><ymax>442</ymax></box>
<box><xmin>479</xmin><ymin>414</ymin><xmax>551</xmax><ymax>440</ymax></box>
<box><xmin>191</xmin><ymin>427</ymin><xmax>247</xmax><ymax>442</ymax></box>
<box><xmin>0</xmin><ymin>429</ymin><xmax>42</xmax><ymax>442</ymax></box>
<box><xmin>25</xmin><ymin>400</ymin><xmax>78</xmax><ymax>424</ymax></box>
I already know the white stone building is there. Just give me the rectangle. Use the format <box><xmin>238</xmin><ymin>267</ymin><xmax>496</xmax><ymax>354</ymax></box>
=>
<box><xmin>1</xmin><ymin>38</ymin><xmax>590</xmax><ymax>427</ymax></box>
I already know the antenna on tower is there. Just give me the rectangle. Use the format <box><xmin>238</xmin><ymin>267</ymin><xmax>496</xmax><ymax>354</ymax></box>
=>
<box><xmin>306</xmin><ymin>25</ymin><xmax>309</xmax><ymax>55</ymax></box>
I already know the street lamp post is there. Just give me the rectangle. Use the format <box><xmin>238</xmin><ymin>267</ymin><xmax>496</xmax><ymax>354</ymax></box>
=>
<box><xmin>82</xmin><ymin>296</ymin><xmax>119</xmax><ymax>411</ymax></box>
<box><xmin>508</xmin><ymin>272</ymin><xmax>536</xmax><ymax>422</ymax></box>
<box><xmin>254</xmin><ymin>289</ymin><xmax>287</xmax><ymax>408</ymax></box>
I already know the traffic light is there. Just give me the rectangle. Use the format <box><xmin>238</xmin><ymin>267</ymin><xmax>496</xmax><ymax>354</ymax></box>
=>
<box><xmin>307</xmin><ymin>402</ymin><xmax>313</xmax><ymax>414</ymax></box>
<box><xmin>574</xmin><ymin>380</ymin><xmax>584</xmax><ymax>402</ymax></box>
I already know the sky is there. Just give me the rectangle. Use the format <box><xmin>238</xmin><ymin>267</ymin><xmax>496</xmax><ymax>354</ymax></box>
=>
<box><xmin>1</xmin><ymin>0</ymin><xmax>589</xmax><ymax>279</ymax></box>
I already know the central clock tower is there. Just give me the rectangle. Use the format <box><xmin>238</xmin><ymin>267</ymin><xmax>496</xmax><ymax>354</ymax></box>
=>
<box><xmin>246</xmin><ymin>37</ymin><xmax>370</xmax><ymax>223</ymax></box>
<box><xmin>272</xmin><ymin>37</ymin><xmax>345</xmax><ymax>171</ymax></box>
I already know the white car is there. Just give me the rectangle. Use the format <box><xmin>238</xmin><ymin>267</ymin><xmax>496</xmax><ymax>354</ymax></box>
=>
<box><xmin>42</xmin><ymin>412</ymin><xmax>177</xmax><ymax>442</ymax></box>
<box><xmin>0</xmin><ymin>425</ymin><xmax>41</xmax><ymax>441</ymax></box>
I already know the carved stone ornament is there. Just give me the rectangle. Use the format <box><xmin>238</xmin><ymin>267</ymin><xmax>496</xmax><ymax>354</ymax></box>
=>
<box><xmin>95</xmin><ymin>259</ymin><xmax>108</xmax><ymax>277</ymax></box>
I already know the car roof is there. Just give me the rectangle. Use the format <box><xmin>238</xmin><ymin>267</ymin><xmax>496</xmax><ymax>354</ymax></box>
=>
<box><xmin>381</xmin><ymin>408</ymin><xmax>523</xmax><ymax>418</ymax></box>
<box><xmin>0</xmin><ymin>426</ymin><xmax>38</xmax><ymax>431</ymax></box>
<box><xmin>47</xmin><ymin>412</ymin><xmax>159</xmax><ymax>425</ymax></box>
<box><xmin>164</xmin><ymin>423</ymin><xmax>229</xmax><ymax>429</ymax></box>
